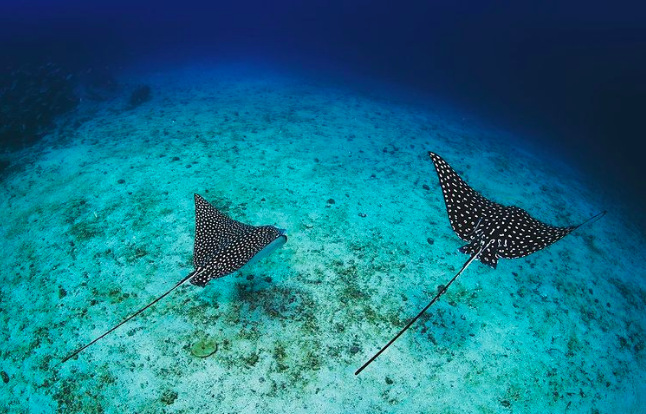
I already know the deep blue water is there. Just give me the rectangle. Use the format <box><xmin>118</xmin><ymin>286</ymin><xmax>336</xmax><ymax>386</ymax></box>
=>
<box><xmin>2</xmin><ymin>0</ymin><xmax>645</xmax><ymax>227</ymax></box>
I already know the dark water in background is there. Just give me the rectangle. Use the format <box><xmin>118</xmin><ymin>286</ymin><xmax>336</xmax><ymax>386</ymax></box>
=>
<box><xmin>1</xmin><ymin>0</ymin><xmax>645</xmax><ymax>229</ymax></box>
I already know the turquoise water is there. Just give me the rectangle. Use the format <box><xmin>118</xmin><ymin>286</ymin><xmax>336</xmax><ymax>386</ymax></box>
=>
<box><xmin>1</xmin><ymin>64</ymin><xmax>644</xmax><ymax>413</ymax></box>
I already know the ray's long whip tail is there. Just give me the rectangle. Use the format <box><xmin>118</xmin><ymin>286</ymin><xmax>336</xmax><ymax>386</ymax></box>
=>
<box><xmin>60</xmin><ymin>270</ymin><xmax>201</xmax><ymax>364</ymax></box>
<box><xmin>354</xmin><ymin>241</ymin><xmax>491</xmax><ymax>375</ymax></box>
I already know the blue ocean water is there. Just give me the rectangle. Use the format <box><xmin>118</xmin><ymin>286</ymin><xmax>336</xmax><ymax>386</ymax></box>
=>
<box><xmin>1</xmin><ymin>2</ymin><xmax>645</xmax><ymax>413</ymax></box>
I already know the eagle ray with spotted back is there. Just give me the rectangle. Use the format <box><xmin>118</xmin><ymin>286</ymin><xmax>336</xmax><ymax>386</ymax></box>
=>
<box><xmin>355</xmin><ymin>152</ymin><xmax>605</xmax><ymax>375</ymax></box>
<box><xmin>61</xmin><ymin>194</ymin><xmax>287</xmax><ymax>363</ymax></box>
<box><xmin>429</xmin><ymin>152</ymin><xmax>579</xmax><ymax>268</ymax></box>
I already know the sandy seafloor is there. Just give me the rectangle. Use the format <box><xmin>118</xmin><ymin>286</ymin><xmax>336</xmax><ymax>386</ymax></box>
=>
<box><xmin>1</xmin><ymin>63</ymin><xmax>645</xmax><ymax>414</ymax></box>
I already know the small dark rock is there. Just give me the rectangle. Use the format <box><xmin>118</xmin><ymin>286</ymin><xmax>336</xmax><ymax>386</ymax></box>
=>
<box><xmin>423</xmin><ymin>184</ymin><xmax>430</xmax><ymax>190</ymax></box>
<box><xmin>58</xmin><ymin>287</ymin><xmax>67</xmax><ymax>298</ymax></box>
<box><xmin>385</xmin><ymin>376</ymin><xmax>393</xmax><ymax>385</ymax></box>
<box><xmin>264</xmin><ymin>276</ymin><xmax>272</xmax><ymax>283</ymax></box>
<box><xmin>427</xmin><ymin>238</ymin><xmax>434</xmax><ymax>245</ymax></box>
<box><xmin>117</xmin><ymin>179</ymin><xmax>125</xmax><ymax>184</ymax></box>
<box><xmin>501</xmin><ymin>400</ymin><xmax>511</xmax><ymax>408</ymax></box>
<box><xmin>161</xmin><ymin>389</ymin><xmax>178</xmax><ymax>405</ymax></box>
<box><xmin>350</xmin><ymin>345</ymin><xmax>360</xmax><ymax>355</ymax></box>
<box><xmin>134</xmin><ymin>247</ymin><xmax>146</xmax><ymax>258</ymax></box>
<box><xmin>129</xmin><ymin>85</ymin><xmax>151</xmax><ymax>108</ymax></box>
<box><xmin>1</xmin><ymin>370</ymin><xmax>9</xmax><ymax>383</ymax></box>
<box><xmin>0</xmin><ymin>160</ymin><xmax>10</xmax><ymax>176</ymax></box>
<box><xmin>358</xmin><ymin>213</ymin><xmax>367</xmax><ymax>218</ymax></box>
<box><xmin>327</xmin><ymin>198</ymin><xmax>335</xmax><ymax>204</ymax></box>
<box><xmin>172</xmin><ymin>156</ymin><xmax>180</xmax><ymax>161</ymax></box>
<box><xmin>619</xmin><ymin>336</ymin><xmax>628</xmax><ymax>348</ymax></box>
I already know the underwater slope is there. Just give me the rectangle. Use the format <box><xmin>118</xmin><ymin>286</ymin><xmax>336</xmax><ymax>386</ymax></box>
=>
<box><xmin>0</xmin><ymin>64</ymin><xmax>644</xmax><ymax>414</ymax></box>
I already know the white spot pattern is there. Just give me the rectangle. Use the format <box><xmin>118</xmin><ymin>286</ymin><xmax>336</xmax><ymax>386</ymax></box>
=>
<box><xmin>190</xmin><ymin>194</ymin><xmax>286</xmax><ymax>287</ymax></box>
<box><xmin>428</xmin><ymin>152</ymin><xmax>576</xmax><ymax>269</ymax></box>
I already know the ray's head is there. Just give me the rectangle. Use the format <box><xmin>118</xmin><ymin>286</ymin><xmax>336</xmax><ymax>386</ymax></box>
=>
<box><xmin>251</xmin><ymin>225</ymin><xmax>288</xmax><ymax>256</ymax></box>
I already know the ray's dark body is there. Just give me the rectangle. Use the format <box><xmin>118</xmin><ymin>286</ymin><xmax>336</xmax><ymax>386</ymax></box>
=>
<box><xmin>429</xmin><ymin>152</ymin><xmax>577</xmax><ymax>268</ymax></box>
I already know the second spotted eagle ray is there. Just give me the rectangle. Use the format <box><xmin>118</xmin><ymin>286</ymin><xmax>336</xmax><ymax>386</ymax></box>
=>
<box><xmin>62</xmin><ymin>194</ymin><xmax>287</xmax><ymax>363</ymax></box>
<box><xmin>355</xmin><ymin>152</ymin><xmax>605</xmax><ymax>375</ymax></box>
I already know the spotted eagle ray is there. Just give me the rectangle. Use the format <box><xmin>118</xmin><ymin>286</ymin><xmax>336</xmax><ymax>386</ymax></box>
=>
<box><xmin>355</xmin><ymin>152</ymin><xmax>605</xmax><ymax>375</ymax></box>
<box><xmin>61</xmin><ymin>194</ymin><xmax>287</xmax><ymax>363</ymax></box>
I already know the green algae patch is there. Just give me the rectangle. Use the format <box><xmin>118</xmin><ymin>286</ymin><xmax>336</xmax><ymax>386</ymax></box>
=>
<box><xmin>190</xmin><ymin>338</ymin><xmax>218</xmax><ymax>358</ymax></box>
